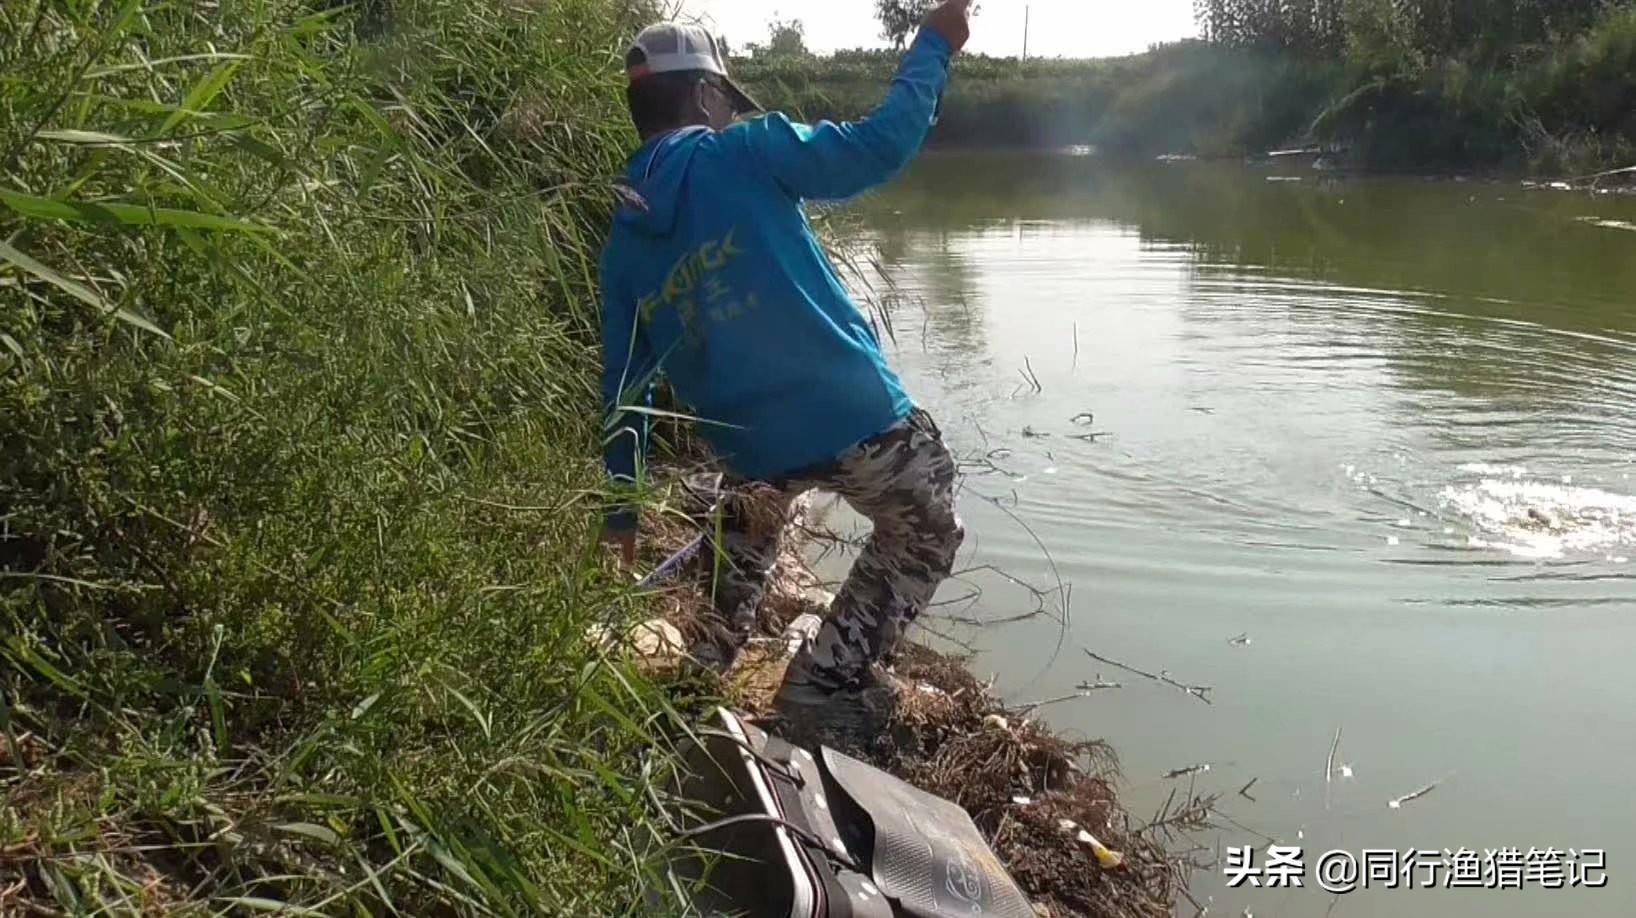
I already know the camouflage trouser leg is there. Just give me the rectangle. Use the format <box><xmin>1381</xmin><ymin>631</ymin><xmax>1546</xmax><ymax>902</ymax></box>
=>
<box><xmin>707</xmin><ymin>408</ymin><xmax>963</xmax><ymax>683</ymax></box>
<box><xmin>706</xmin><ymin>491</ymin><xmax>792</xmax><ymax>654</ymax></box>
<box><xmin>786</xmin><ymin>408</ymin><xmax>964</xmax><ymax>691</ymax></box>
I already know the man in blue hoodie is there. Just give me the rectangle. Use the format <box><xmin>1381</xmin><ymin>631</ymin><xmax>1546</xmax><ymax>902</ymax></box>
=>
<box><xmin>600</xmin><ymin>1</ymin><xmax>972</xmax><ymax>724</ymax></box>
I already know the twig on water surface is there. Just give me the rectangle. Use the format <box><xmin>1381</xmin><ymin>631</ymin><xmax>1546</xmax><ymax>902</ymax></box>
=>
<box><xmin>1177</xmin><ymin>885</ymin><xmax>1209</xmax><ymax>918</ymax></box>
<box><xmin>968</xmin><ymin>416</ymin><xmax>991</xmax><ymax>450</ymax></box>
<box><xmin>1227</xmin><ymin>632</ymin><xmax>1251</xmax><ymax>647</ymax></box>
<box><xmin>1237</xmin><ymin>777</ymin><xmax>1259</xmax><ymax>802</ymax></box>
<box><xmin>944</xmin><ymin>607</ymin><xmax>1055</xmax><ymax>628</ymax></box>
<box><xmin>958</xmin><ymin>447</ymin><xmax>1024</xmax><ymax>480</ymax></box>
<box><xmin>976</xmin><ymin>492</ymin><xmax>1073</xmax><ymax>674</ymax></box>
<box><xmin>934</xmin><ymin>563</ymin><xmax>1066</xmax><ymax>630</ymax></box>
<box><xmin>1067</xmin><ymin>411</ymin><xmax>1115</xmax><ymax>441</ymax></box>
<box><xmin>912</xmin><ymin>616</ymin><xmax>979</xmax><ymax>655</ymax></box>
<box><xmin>1139</xmin><ymin>785</ymin><xmax>1218</xmax><ymax>842</ymax></box>
<box><xmin>1007</xmin><ymin>677</ymin><xmax>1125</xmax><ymax>713</ymax></box>
<box><xmin>1324</xmin><ymin>726</ymin><xmax>1342</xmax><ymax>810</ymax></box>
<box><xmin>1071</xmin><ymin>322</ymin><xmax>1079</xmax><ymax>371</ymax></box>
<box><xmin>1163</xmin><ymin>762</ymin><xmax>1212</xmax><ymax>780</ymax></box>
<box><xmin>926</xmin><ymin>585</ymin><xmax>983</xmax><ymax>612</ymax></box>
<box><xmin>1211</xmin><ymin>809</ymin><xmax>1280</xmax><ymax>847</ymax></box>
<box><xmin>1387</xmin><ymin>776</ymin><xmax>1447</xmax><ymax>810</ymax></box>
<box><xmin>1082</xmin><ymin>648</ymin><xmax>1213</xmax><ymax>705</ymax></box>
<box><xmin>1014</xmin><ymin>684</ymin><xmax>1121</xmax><ymax>716</ymax></box>
<box><xmin>1020</xmin><ymin>356</ymin><xmax>1043</xmax><ymax>393</ymax></box>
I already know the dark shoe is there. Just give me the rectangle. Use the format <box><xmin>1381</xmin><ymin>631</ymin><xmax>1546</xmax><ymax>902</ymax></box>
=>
<box><xmin>772</xmin><ymin>661</ymin><xmax>901</xmax><ymax>753</ymax></box>
<box><xmin>688</xmin><ymin>614</ymin><xmax>750</xmax><ymax>672</ymax></box>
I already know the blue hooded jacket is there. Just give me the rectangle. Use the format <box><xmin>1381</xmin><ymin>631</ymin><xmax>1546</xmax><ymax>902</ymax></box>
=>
<box><xmin>600</xmin><ymin>29</ymin><xmax>952</xmax><ymax>530</ymax></box>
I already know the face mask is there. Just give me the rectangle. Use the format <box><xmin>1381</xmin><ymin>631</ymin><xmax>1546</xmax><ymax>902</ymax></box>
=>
<box><xmin>697</xmin><ymin>80</ymin><xmax>736</xmax><ymax>129</ymax></box>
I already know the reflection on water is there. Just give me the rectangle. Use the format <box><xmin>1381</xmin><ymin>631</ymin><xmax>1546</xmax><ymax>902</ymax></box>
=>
<box><xmin>843</xmin><ymin>154</ymin><xmax>1636</xmax><ymax>917</ymax></box>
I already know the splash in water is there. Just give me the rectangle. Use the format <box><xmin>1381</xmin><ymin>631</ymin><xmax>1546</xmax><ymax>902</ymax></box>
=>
<box><xmin>1440</xmin><ymin>473</ymin><xmax>1636</xmax><ymax>560</ymax></box>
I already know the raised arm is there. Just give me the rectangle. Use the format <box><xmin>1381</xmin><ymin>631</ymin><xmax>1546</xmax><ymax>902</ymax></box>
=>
<box><xmin>730</xmin><ymin>1</ymin><xmax>971</xmax><ymax>201</ymax></box>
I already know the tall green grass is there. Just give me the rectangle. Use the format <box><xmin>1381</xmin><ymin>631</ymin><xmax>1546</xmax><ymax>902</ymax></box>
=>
<box><xmin>2</xmin><ymin>0</ymin><xmax>699</xmax><ymax>912</ymax></box>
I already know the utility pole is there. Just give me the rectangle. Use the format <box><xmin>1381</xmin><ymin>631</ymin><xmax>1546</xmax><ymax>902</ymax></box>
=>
<box><xmin>1022</xmin><ymin>4</ymin><xmax>1030</xmax><ymax>60</ymax></box>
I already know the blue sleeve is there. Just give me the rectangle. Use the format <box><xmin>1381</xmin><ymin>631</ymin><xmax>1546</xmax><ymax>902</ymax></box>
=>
<box><xmin>599</xmin><ymin>250</ymin><xmax>658</xmax><ymax>532</ymax></box>
<box><xmin>729</xmin><ymin>28</ymin><xmax>951</xmax><ymax>201</ymax></box>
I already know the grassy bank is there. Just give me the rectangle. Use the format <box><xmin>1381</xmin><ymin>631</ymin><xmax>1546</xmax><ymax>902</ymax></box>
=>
<box><xmin>0</xmin><ymin>0</ymin><xmax>698</xmax><ymax>912</ymax></box>
<box><xmin>737</xmin><ymin>2</ymin><xmax>1636</xmax><ymax>172</ymax></box>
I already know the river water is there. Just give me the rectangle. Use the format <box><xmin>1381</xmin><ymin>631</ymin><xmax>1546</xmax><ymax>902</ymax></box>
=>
<box><xmin>840</xmin><ymin>154</ymin><xmax>1636</xmax><ymax>916</ymax></box>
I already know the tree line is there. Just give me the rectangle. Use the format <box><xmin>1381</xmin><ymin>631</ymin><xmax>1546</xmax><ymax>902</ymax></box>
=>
<box><xmin>739</xmin><ymin>0</ymin><xmax>1634</xmax><ymax>172</ymax></box>
<box><xmin>1195</xmin><ymin>0</ymin><xmax>1625</xmax><ymax>59</ymax></box>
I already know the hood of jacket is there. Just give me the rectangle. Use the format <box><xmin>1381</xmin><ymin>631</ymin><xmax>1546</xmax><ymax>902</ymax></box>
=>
<box><xmin>614</xmin><ymin>126</ymin><xmax>711</xmax><ymax>237</ymax></box>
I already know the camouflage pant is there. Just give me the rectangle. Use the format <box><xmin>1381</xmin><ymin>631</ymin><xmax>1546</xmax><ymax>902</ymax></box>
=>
<box><xmin>708</xmin><ymin>408</ymin><xmax>964</xmax><ymax>691</ymax></box>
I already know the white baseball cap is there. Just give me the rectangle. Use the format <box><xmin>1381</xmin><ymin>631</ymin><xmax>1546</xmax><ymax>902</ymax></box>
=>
<box><xmin>625</xmin><ymin>22</ymin><xmax>761</xmax><ymax>115</ymax></box>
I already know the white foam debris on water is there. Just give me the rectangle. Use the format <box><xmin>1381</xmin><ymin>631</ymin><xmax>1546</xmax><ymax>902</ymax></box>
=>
<box><xmin>1575</xmin><ymin>216</ymin><xmax>1636</xmax><ymax>231</ymax></box>
<box><xmin>1458</xmin><ymin>462</ymin><xmax>1528</xmax><ymax>477</ymax></box>
<box><xmin>1440</xmin><ymin>476</ymin><xmax>1636</xmax><ymax>559</ymax></box>
<box><xmin>1043</xmin><ymin>466</ymin><xmax>1057</xmax><ymax>475</ymax></box>
<box><xmin>1386</xmin><ymin>536</ymin><xmax>1401</xmax><ymax>546</ymax></box>
<box><xmin>1396</xmin><ymin>518</ymin><xmax>1413</xmax><ymax>528</ymax></box>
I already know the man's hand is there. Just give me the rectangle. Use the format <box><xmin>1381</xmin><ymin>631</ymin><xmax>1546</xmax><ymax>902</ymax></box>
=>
<box><xmin>923</xmin><ymin>0</ymin><xmax>973</xmax><ymax>53</ymax></box>
<box><xmin>600</xmin><ymin>526</ymin><xmax>637</xmax><ymax>570</ymax></box>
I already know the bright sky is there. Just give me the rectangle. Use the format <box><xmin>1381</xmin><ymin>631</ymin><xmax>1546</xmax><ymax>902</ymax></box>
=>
<box><xmin>677</xmin><ymin>0</ymin><xmax>1199</xmax><ymax>59</ymax></box>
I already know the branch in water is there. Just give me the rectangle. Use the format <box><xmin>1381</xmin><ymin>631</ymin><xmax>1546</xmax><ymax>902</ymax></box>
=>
<box><xmin>1324</xmin><ymin>725</ymin><xmax>1343</xmax><ymax>811</ymax></box>
<box><xmin>1018</xmin><ymin>356</ymin><xmax>1043</xmax><ymax>393</ymax></box>
<box><xmin>1388</xmin><ymin>776</ymin><xmax>1446</xmax><ymax>810</ymax></box>
<box><xmin>1083</xmin><ymin>648</ymin><xmax>1213</xmax><ymax>705</ymax></box>
<box><xmin>1014</xmin><ymin>683</ymin><xmax>1122</xmax><ymax>715</ymax></box>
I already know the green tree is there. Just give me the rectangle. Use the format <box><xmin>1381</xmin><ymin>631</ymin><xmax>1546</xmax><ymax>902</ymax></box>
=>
<box><xmin>1197</xmin><ymin>0</ymin><xmax>1628</xmax><ymax>59</ymax></box>
<box><xmin>876</xmin><ymin>0</ymin><xmax>935</xmax><ymax>49</ymax></box>
<box><xmin>767</xmin><ymin>16</ymin><xmax>809</xmax><ymax>56</ymax></box>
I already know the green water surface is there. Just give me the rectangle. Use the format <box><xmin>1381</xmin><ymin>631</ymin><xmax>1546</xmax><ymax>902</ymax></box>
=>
<box><xmin>845</xmin><ymin>153</ymin><xmax>1636</xmax><ymax>916</ymax></box>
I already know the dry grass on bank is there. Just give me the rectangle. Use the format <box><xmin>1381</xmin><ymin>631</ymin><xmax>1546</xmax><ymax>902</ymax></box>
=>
<box><xmin>631</xmin><ymin>477</ymin><xmax>1202</xmax><ymax>918</ymax></box>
